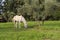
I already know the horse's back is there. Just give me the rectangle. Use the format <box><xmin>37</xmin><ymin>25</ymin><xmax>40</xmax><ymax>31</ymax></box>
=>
<box><xmin>13</xmin><ymin>15</ymin><xmax>23</xmax><ymax>21</ymax></box>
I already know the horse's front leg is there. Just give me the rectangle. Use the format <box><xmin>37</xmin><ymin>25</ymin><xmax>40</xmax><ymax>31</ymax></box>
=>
<box><xmin>18</xmin><ymin>21</ymin><xmax>21</xmax><ymax>28</ymax></box>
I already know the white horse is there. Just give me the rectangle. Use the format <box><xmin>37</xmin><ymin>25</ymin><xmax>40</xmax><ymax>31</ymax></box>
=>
<box><xmin>12</xmin><ymin>15</ymin><xmax>27</xmax><ymax>28</ymax></box>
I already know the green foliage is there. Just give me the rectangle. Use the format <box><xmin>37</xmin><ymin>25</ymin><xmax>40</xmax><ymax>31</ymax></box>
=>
<box><xmin>0</xmin><ymin>0</ymin><xmax>60</xmax><ymax>21</ymax></box>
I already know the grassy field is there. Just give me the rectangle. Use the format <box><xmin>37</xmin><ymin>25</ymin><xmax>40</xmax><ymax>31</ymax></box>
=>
<box><xmin>0</xmin><ymin>21</ymin><xmax>60</xmax><ymax>40</ymax></box>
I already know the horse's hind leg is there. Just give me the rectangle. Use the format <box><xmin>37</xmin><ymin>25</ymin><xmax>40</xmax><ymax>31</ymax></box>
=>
<box><xmin>15</xmin><ymin>22</ymin><xmax>18</xmax><ymax>28</ymax></box>
<box><xmin>13</xmin><ymin>21</ymin><xmax>17</xmax><ymax>28</ymax></box>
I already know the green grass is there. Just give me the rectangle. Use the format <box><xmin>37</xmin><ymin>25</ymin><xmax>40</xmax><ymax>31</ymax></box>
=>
<box><xmin>0</xmin><ymin>21</ymin><xmax>60</xmax><ymax>40</ymax></box>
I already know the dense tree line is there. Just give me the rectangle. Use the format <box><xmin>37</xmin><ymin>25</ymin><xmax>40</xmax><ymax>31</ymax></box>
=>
<box><xmin>0</xmin><ymin>0</ymin><xmax>60</xmax><ymax>22</ymax></box>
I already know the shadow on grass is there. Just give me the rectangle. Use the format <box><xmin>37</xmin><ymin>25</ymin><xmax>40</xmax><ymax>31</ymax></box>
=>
<box><xmin>0</xmin><ymin>24</ymin><xmax>38</xmax><ymax>32</ymax></box>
